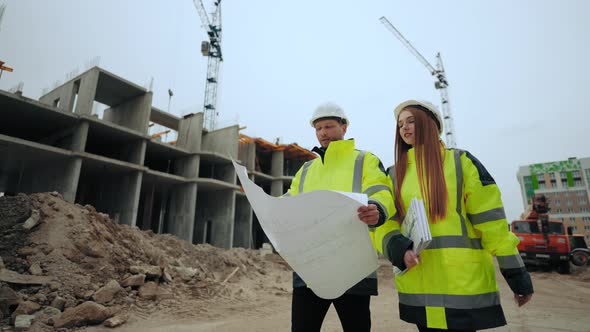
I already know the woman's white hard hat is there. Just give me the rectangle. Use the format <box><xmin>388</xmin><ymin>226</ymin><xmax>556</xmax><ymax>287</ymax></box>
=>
<box><xmin>394</xmin><ymin>99</ymin><xmax>443</xmax><ymax>135</ymax></box>
<box><xmin>310</xmin><ymin>102</ymin><xmax>349</xmax><ymax>127</ymax></box>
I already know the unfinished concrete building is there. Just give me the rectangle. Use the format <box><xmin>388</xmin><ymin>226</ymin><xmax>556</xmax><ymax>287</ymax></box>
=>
<box><xmin>0</xmin><ymin>66</ymin><xmax>315</xmax><ymax>248</ymax></box>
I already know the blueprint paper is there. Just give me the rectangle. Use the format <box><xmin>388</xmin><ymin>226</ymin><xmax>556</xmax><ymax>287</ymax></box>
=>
<box><xmin>232</xmin><ymin>160</ymin><xmax>378</xmax><ymax>299</ymax></box>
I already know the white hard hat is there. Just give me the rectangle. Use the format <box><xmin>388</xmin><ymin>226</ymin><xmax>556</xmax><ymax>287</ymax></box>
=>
<box><xmin>393</xmin><ymin>99</ymin><xmax>443</xmax><ymax>135</ymax></box>
<box><xmin>309</xmin><ymin>102</ymin><xmax>349</xmax><ymax>127</ymax></box>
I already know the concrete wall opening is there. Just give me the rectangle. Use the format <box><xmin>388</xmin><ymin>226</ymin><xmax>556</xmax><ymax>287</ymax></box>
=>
<box><xmin>0</xmin><ymin>154</ymin><xmax>78</xmax><ymax>202</ymax></box>
<box><xmin>0</xmin><ymin>92</ymin><xmax>81</xmax><ymax>151</ymax></box>
<box><xmin>199</xmin><ymin>162</ymin><xmax>234</xmax><ymax>183</ymax></box>
<box><xmin>144</xmin><ymin>141</ymin><xmax>190</xmax><ymax>177</ymax></box>
<box><xmin>75</xmin><ymin>163</ymin><xmax>141</xmax><ymax>225</ymax></box>
<box><xmin>284</xmin><ymin>158</ymin><xmax>306</xmax><ymax>177</ymax></box>
<box><xmin>137</xmin><ymin>181</ymin><xmax>171</xmax><ymax>234</ymax></box>
<box><xmin>233</xmin><ymin>194</ymin><xmax>253</xmax><ymax>248</ymax></box>
<box><xmin>252</xmin><ymin>214</ymin><xmax>269</xmax><ymax>249</ymax></box>
<box><xmin>71</xmin><ymin>79</ymin><xmax>81</xmax><ymax>113</ymax></box>
<box><xmin>91</xmin><ymin>101</ymin><xmax>109</xmax><ymax>119</ymax></box>
<box><xmin>84</xmin><ymin>123</ymin><xmax>144</xmax><ymax>164</ymax></box>
<box><xmin>255</xmin><ymin>150</ymin><xmax>272</xmax><ymax>174</ymax></box>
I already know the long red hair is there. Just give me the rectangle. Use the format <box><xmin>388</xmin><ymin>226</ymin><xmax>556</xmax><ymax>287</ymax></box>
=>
<box><xmin>394</xmin><ymin>106</ymin><xmax>448</xmax><ymax>222</ymax></box>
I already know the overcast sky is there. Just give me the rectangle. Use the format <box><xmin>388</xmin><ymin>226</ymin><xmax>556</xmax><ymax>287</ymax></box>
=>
<box><xmin>1</xmin><ymin>0</ymin><xmax>589</xmax><ymax>222</ymax></box>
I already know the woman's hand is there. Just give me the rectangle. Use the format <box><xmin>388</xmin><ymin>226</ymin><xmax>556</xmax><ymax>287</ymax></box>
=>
<box><xmin>514</xmin><ymin>293</ymin><xmax>532</xmax><ymax>307</ymax></box>
<box><xmin>403</xmin><ymin>250</ymin><xmax>420</xmax><ymax>269</ymax></box>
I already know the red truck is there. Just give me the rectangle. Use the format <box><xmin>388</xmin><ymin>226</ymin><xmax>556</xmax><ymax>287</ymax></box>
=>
<box><xmin>511</xmin><ymin>195</ymin><xmax>588</xmax><ymax>274</ymax></box>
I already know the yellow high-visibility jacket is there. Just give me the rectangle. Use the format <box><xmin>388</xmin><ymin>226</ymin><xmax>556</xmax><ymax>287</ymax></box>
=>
<box><xmin>285</xmin><ymin>139</ymin><xmax>396</xmax><ymax>295</ymax></box>
<box><xmin>375</xmin><ymin>148</ymin><xmax>533</xmax><ymax>330</ymax></box>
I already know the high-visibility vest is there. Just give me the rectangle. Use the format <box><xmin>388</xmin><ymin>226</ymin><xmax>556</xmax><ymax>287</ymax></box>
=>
<box><xmin>286</xmin><ymin>139</ymin><xmax>395</xmax><ymax>295</ymax></box>
<box><xmin>376</xmin><ymin>148</ymin><xmax>526</xmax><ymax>330</ymax></box>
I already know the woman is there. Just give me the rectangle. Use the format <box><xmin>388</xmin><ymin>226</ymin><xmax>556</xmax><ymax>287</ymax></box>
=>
<box><xmin>374</xmin><ymin>100</ymin><xmax>533</xmax><ymax>331</ymax></box>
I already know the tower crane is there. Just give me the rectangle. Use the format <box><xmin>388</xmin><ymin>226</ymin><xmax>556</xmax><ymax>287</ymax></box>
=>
<box><xmin>192</xmin><ymin>0</ymin><xmax>222</xmax><ymax>131</ymax></box>
<box><xmin>0</xmin><ymin>3</ymin><xmax>13</xmax><ymax>80</ymax></box>
<box><xmin>380</xmin><ymin>16</ymin><xmax>457</xmax><ymax>148</ymax></box>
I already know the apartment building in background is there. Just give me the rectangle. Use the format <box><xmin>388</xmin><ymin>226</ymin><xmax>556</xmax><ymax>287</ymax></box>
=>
<box><xmin>517</xmin><ymin>157</ymin><xmax>590</xmax><ymax>241</ymax></box>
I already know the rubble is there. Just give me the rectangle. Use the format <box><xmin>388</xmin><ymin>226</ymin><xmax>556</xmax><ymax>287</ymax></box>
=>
<box><xmin>53</xmin><ymin>301</ymin><xmax>112</xmax><ymax>329</ymax></box>
<box><xmin>13</xmin><ymin>314</ymin><xmax>34</xmax><ymax>331</ymax></box>
<box><xmin>103</xmin><ymin>314</ymin><xmax>128</xmax><ymax>328</ymax></box>
<box><xmin>0</xmin><ymin>193</ymin><xmax>291</xmax><ymax>330</ymax></box>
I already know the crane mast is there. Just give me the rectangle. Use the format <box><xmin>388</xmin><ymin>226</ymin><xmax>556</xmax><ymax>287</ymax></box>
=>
<box><xmin>379</xmin><ymin>16</ymin><xmax>457</xmax><ymax>148</ymax></box>
<box><xmin>192</xmin><ymin>0</ymin><xmax>222</xmax><ymax>131</ymax></box>
<box><xmin>435</xmin><ymin>53</ymin><xmax>456</xmax><ymax>148</ymax></box>
<box><xmin>0</xmin><ymin>3</ymin><xmax>5</xmax><ymax>31</ymax></box>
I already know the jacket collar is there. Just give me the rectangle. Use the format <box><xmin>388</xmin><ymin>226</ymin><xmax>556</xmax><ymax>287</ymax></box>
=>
<box><xmin>312</xmin><ymin>139</ymin><xmax>356</xmax><ymax>162</ymax></box>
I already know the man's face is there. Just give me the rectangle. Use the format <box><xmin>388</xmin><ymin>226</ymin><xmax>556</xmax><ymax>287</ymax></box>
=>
<box><xmin>314</xmin><ymin>118</ymin><xmax>347</xmax><ymax>148</ymax></box>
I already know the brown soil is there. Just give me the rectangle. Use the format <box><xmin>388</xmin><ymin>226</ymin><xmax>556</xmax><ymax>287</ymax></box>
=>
<box><xmin>1</xmin><ymin>192</ymin><xmax>589</xmax><ymax>331</ymax></box>
<box><xmin>82</xmin><ymin>262</ymin><xmax>590</xmax><ymax>332</ymax></box>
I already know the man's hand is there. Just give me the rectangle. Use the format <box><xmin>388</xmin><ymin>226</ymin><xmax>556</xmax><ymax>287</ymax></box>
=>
<box><xmin>357</xmin><ymin>204</ymin><xmax>379</xmax><ymax>225</ymax></box>
<box><xmin>514</xmin><ymin>293</ymin><xmax>532</xmax><ymax>307</ymax></box>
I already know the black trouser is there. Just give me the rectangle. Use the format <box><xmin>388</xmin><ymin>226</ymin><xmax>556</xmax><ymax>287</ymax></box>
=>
<box><xmin>418</xmin><ymin>326</ymin><xmax>475</xmax><ymax>332</ymax></box>
<box><xmin>291</xmin><ymin>287</ymin><xmax>371</xmax><ymax>332</ymax></box>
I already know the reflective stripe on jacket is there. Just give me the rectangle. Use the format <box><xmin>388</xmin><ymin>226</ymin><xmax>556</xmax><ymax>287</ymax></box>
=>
<box><xmin>286</xmin><ymin>139</ymin><xmax>395</xmax><ymax>296</ymax></box>
<box><xmin>376</xmin><ymin>148</ymin><xmax>533</xmax><ymax>330</ymax></box>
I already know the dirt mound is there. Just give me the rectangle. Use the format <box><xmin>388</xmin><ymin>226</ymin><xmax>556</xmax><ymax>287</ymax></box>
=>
<box><xmin>0</xmin><ymin>194</ymin><xmax>33</xmax><ymax>274</ymax></box>
<box><xmin>0</xmin><ymin>193</ymin><xmax>291</xmax><ymax>331</ymax></box>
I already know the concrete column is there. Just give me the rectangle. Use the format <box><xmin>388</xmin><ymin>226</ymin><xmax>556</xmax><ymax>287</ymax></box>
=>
<box><xmin>71</xmin><ymin>121</ymin><xmax>89</xmax><ymax>152</ymax></box>
<box><xmin>174</xmin><ymin>113</ymin><xmax>202</xmax><ymax>178</ymax></box>
<box><xmin>167</xmin><ymin>183</ymin><xmax>197</xmax><ymax>242</ymax></box>
<box><xmin>165</xmin><ymin>115</ymin><xmax>203</xmax><ymax>243</ymax></box>
<box><xmin>63</xmin><ymin>121</ymin><xmax>88</xmax><ymax>202</ymax></box>
<box><xmin>61</xmin><ymin>158</ymin><xmax>82</xmax><ymax>202</ymax></box>
<box><xmin>198</xmin><ymin>125</ymin><xmax>239</xmax><ymax>248</ymax></box>
<box><xmin>74</xmin><ymin>68</ymin><xmax>99</xmax><ymax>116</ymax></box>
<box><xmin>103</xmin><ymin>92</ymin><xmax>152</xmax><ymax>134</ymax></box>
<box><xmin>271</xmin><ymin>150</ymin><xmax>284</xmax><ymax>177</ymax></box>
<box><xmin>118</xmin><ymin>171</ymin><xmax>143</xmax><ymax>226</ymax></box>
<box><xmin>271</xmin><ymin>150</ymin><xmax>284</xmax><ymax>196</ymax></box>
<box><xmin>134</xmin><ymin>140</ymin><xmax>147</xmax><ymax>166</ymax></box>
<box><xmin>174</xmin><ymin>154</ymin><xmax>200</xmax><ymax>180</ymax></box>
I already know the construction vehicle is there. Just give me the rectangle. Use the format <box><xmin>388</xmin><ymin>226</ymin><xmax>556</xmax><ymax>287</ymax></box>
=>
<box><xmin>511</xmin><ymin>194</ymin><xmax>588</xmax><ymax>274</ymax></box>
<box><xmin>568</xmin><ymin>228</ymin><xmax>590</xmax><ymax>266</ymax></box>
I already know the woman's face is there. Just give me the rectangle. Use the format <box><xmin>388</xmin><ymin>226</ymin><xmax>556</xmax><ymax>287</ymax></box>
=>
<box><xmin>398</xmin><ymin>109</ymin><xmax>415</xmax><ymax>146</ymax></box>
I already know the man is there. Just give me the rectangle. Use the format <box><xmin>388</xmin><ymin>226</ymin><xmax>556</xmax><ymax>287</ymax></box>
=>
<box><xmin>285</xmin><ymin>102</ymin><xmax>395</xmax><ymax>332</ymax></box>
